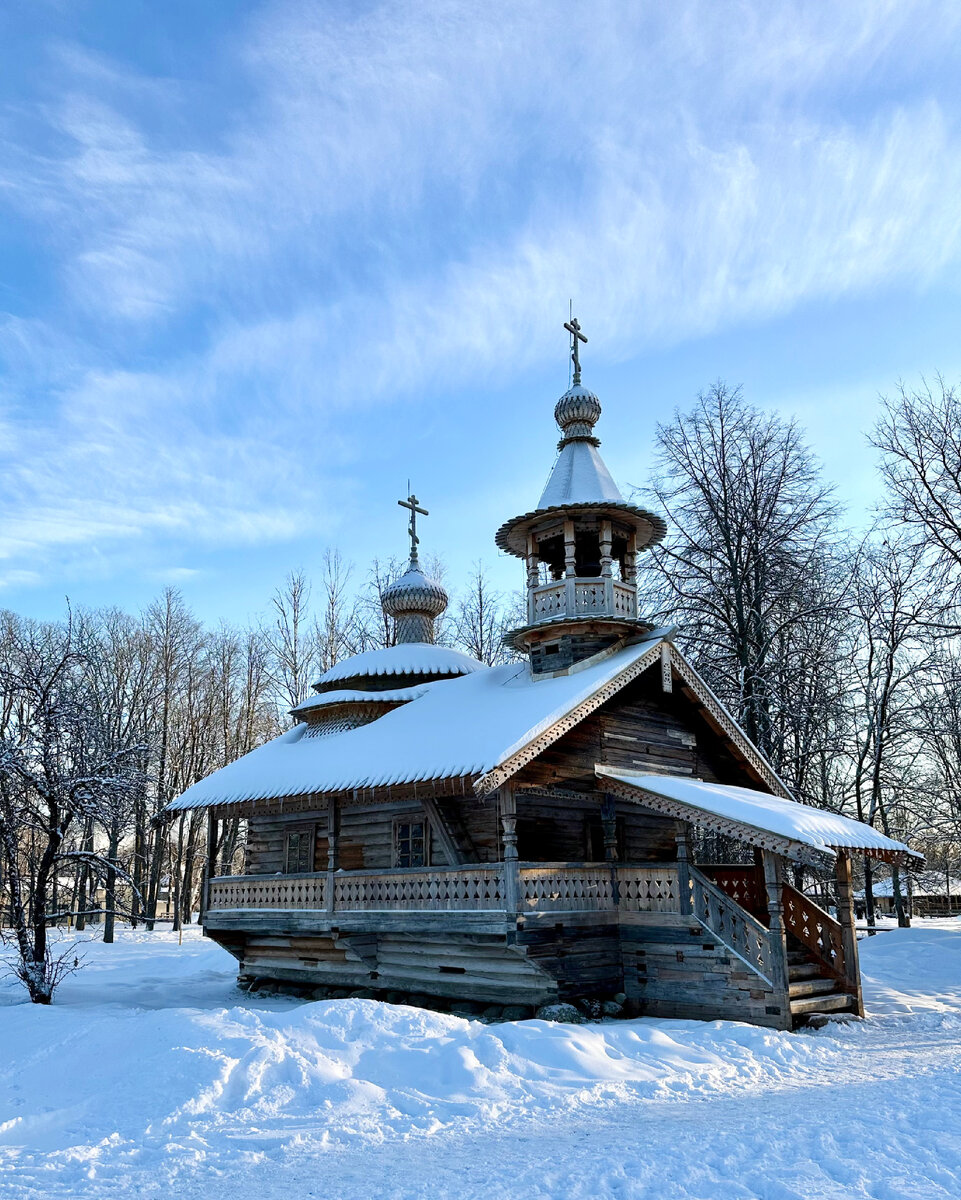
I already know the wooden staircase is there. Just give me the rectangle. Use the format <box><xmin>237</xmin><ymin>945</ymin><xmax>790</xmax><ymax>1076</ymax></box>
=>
<box><xmin>787</xmin><ymin>939</ymin><xmax>857</xmax><ymax>1021</ymax></box>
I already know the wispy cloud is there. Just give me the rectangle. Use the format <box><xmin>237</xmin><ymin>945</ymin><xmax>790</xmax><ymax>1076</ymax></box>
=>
<box><xmin>1</xmin><ymin>0</ymin><xmax>960</xmax><ymax>590</ymax></box>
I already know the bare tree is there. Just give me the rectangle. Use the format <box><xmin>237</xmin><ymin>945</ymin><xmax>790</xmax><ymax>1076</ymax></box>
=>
<box><xmin>847</xmin><ymin>537</ymin><xmax>939</xmax><ymax>929</ymax></box>
<box><xmin>0</xmin><ymin>613</ymin><xmax>144</xmax><ymax>1001</ymax></box>
<box><xmin>871</xmin><ymin>377</ymin><xmax>961</xmax><ymax>626</ymax></box>
<box><xmin>265</xmin><ymin>571</ymin><xmax>318</xmax><ymax>717</ymax></box>
<box><xmin>452</xmin><ymin>562</ymin><xmax>514</xmax><ymax>665</ymax></box>
<box><xmin>641</xmin><ymin>382</ymin><xmax>846</xmax><ymax>782</ymax></box>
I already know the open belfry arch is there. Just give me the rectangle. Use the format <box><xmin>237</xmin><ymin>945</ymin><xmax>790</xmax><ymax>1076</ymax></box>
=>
<box><xmin>169</xmin><ymin>318</ymin><xmax>919</xmax><ymax>1028</ymax></box>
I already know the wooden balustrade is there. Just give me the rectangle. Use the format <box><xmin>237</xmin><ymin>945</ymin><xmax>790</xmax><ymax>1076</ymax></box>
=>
<box><xmin>334</xmin><ymin>866</ymin><xmax>504</xmax><ymax>911</ymax></box>
<box><xmin>617</xmin><ymin>865</ymin><xmax>680</xmax><ymax>912</ymax></box>
<box><xmin>518</xmin><ymin>865</ymin><xmax>614</xmax><ymax>912</ymax></box>
<box><xmin>207</xmin><ymin>863</ymin><xmax>683</xmax><ymax>917</ymax></box>
<box><xmin>689</xmin><ymin>866</ymin><xmax>775</xmax><ymax>985</ymax></box>
<box><xmin>700</xmin><ymin>865</ymin><xmax>767</xmax><ymax>919</ymax></box>
<box><xmin>208</xmin><ymin>873</ymin><xmax>328</xmax><ymax>911</ymax></box>
<box><xmin>781</xmin><ymin>882</ymin><xmax>847</xmax><ymax>985</ymax></box>
<box><xmin>528</xmin><ymin>579</ymin><xmax>637</xmax><ymax>624</ymax></box>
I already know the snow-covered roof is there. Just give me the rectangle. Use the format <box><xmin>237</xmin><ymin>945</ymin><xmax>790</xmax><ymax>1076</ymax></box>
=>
<box><xmin>169</xmin><ymin>634</ymin><xmax>668</xmax><ymax>810</ymax></box>
<box><xmin>292</xmin><ymin>685</ymin><xmax>429</xmax><ymax>715</ymax></box>
<box><xmin>597</xmin><ymin>769</ymin><xmax>921</xmax><ymax>867</ymax></box>
<box><xmin>537</xmin><ymin>440</ymin><xmax>624</xmax><ymax>509</ymax></box>
<box><xmin>314</xmin><ymin>644</ymin><xmax>484</xmax><ymax>688</ymax></box>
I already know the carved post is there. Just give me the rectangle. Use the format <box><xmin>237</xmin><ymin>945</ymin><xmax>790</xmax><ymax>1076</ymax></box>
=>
<box><xmin>526</xmin><ymin>534</ymin><xmax>539</xmax><ymax>623</ymax></box>
<box><xmin>600</xmin><ymin>518</ymin><xmax>614</xmax><ymax>613</ymax></box>
<box><xmin>563</xmin><ymin>518</ymin><xmax>576</xmax><ymax>614</ymax></box>
<box><xmin>600</xmin><ymin>796</ymin><xmax>619</xmax><ymax>862</ymax></box>
<box><xmin>624</xmin><ymin>529</ymin><xmax>638</xmax><ymax>585</ymax></box>
<box><xmin>675</xmin><ymin>821</ymin><xmax>692</xmax><ymax>915</ymax></box>
<box><xmin>326</xmin><ymin>796</ymin><xmax>338</xmax><ymax>914</ymax></box>
<box><xmin>835</xmin><ymin>851</ymin><xmax>865</xmax><ymax>1016</ymax></box>
<box><xmin>660</xmin><ymin>643</ymin><xmax>673</xmax><ymax>693</ymax></box>
<box><xmin>761</xmin><ymin>850</ymin><xmax>791</xmax><ymax>1022</ymax></box>
<box><xmin>500</xmin><ymin>786</ymin><xmax>520</xmax><ymax>916</ymax></box>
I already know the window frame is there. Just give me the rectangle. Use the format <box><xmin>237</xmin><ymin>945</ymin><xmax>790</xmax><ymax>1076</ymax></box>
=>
<box><xmin>392</xmin><ymin>817</ymin><xmax>430</xmax><ymax>869</ymax></box>
<box><xmin>283</xmin><ymin>825</ymin><xmax>315</xmax><ymax>874</ymax></box>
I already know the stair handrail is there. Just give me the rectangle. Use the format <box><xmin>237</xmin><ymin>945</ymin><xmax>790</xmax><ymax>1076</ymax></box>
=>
<box><xmin>781</xmin><ymin>882</ymin><xmax>849</xmax><ymax>987</ymax></box>
<box><xmin>688</xmin><ymin>865</ymin><xmax>775</xmax><ymax>987</ymax></box>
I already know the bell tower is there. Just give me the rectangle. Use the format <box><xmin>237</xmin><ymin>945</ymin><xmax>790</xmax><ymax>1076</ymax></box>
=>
<box><xmin>495</xmin><ymin>318</ymin><xmax>667</xmax><ymax>674</ymax></box>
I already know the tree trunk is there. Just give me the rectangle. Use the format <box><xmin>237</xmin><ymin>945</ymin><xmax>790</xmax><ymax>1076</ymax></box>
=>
<box><xmin>103</xmin><ymin>818</ymin><xmax>120</xmax><ymax>945</ymax></box>
<box><xmin>172</xmin><ymin>813</ymin><xmax>185</xmax><ymax>934</ymax></box>
<box><xmin>864</xmin><ymin>856</ymin><xmax>877</xmax><ymax>934</ymax></box>
<box><xmin>75</xmin><ymin>817</ymin><xmax>94</xmax><ymax>932</ymax></box>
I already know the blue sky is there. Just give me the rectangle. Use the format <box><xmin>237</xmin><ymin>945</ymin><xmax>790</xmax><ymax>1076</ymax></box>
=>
<box><xmin>1</xmin><ymin>1</ymin><xmax>960</xmax><ymax>626</ymax></box>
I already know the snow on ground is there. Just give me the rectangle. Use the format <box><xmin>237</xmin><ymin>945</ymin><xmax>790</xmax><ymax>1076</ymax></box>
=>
<box><xmin>1</xmin><ymin>922</ymin><xmax>960</xmax><ymax>1199</ymax></box>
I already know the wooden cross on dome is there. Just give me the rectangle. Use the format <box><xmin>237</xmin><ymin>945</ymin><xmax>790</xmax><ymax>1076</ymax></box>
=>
<box><xmin>564</xmin><ymin>315</ymin><xmax>588</xmax><ymax>385</ymax></box>
<box><xmin>398</xmin><ymin>491</ymin><xmax>428</xmax><ymax>563</ymax></box>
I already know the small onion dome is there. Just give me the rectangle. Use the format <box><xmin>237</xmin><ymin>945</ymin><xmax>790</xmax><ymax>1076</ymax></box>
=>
<box><xmin>554</xmin><ymin>383</ymin><xmax>602</xmax><ymax>444</ymax></box>
<box><xmin>382</xmin><ymin>563</ymin><xmax>449</xmax><ymax>621</ymax></box>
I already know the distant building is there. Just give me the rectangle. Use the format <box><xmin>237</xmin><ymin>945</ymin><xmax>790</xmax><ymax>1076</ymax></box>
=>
<box><xmin>856</xmin><ymin>872</ymin><xmax>961</xmax><ymax>918</ymax></box>
<box><xmin>168</xmin><ymin>322</ymin><xmax>919</xmax><ymax>1029</ymax></box>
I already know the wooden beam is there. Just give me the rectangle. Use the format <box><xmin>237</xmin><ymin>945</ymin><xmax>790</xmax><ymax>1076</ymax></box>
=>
<box><xmin>421</xmin><ymin>796</ymin><xmax>464</xmax><ymax>866</ymax></box>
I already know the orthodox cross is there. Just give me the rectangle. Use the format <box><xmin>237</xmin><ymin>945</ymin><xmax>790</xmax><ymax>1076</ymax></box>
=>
<box><xmin>398</xmin><ymin>492</ymin><xmax>428</xmax><ymax>563</ymax></box>
<box><xmin>564</xmin><ymin>316</ymin><xmax>588</xmax><ymax>385</ymax></box>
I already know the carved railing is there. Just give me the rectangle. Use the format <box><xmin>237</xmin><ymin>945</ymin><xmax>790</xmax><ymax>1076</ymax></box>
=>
<box><xmin>518</xmin><ymin>864</ymin><xmax>615</xmax><ymax>911</ymax></box>
<box><xmin>209</xmin><ymin>873</ymin><xmax>328</xmax><ymax>911</ymax></box>
<box><xmin>529</xmin><ymin>582</ymin><xmax>566</xmax><ymax>622</ymax></box>
<box><xmin>208</xmin><ymin>864</ymin><xmax>683</xmax><ymax>917</ymax></box>
<box><xmin>573</xmin><ymin>581</ymin><xmax>607</xmax><ymax>613</ymax></box>
<box><xmin>689</xmin><ymin>866</ymin><xmax>775</xmax><ymax>985</ymax></box>
<box><xmin>335</xmin><ymin>866</ymin><xmax>504</xmax><ymax>911</ymax></box>
<box><xmin>528</xmin><ymin>579</ymin><xmax>638</xmax><ymax>624</ymax></box>
<box><xmin>617</xmin><ymin>864</ymin><xmax>679</xmax><ymax>912</ymax></box>
<box><xmin>782</xmin><ymin>883</ymin><xmax>847</xmax><ymax>985</ymax></box>
<box><xmin>700</xmin><ymin>865</ymin><xmax>767</xmax><ymax>919</ymax></box>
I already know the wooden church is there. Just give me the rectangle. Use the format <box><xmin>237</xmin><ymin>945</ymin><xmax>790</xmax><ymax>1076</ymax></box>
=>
<box><xmin>169</xmin><ymin>321</ymin><xmax>918</xmax><ymax>1028</ymax></box>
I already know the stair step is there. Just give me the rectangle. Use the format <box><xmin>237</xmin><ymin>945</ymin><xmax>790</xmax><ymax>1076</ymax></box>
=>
<box><xmin>790</xmin><ymin>977</ymin><xmax>837</xmax><ymax>999</ymax></box>
<box><xmin>789</xmin><ymin>962</ymin><xmax>823</xmax><ymax>980</ymax></box>
<box><xmin>791</xmin><ymin>991</ymin><xmax>854</xmax><ymax>1015</ymax></box>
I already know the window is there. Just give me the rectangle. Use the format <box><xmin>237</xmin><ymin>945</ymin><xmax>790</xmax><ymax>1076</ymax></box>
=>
<box><xmin>393</xmin><ymin>820</ymin><xmax>428</xmax><ymax>868</ymax></box>
<box><xmin>284</xmin><ymin>829</ymin><xmax>312</xmax><ymax>874</ymax></box>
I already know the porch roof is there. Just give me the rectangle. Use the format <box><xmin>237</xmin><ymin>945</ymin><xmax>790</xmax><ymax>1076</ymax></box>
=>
<box><xmin>596</xmin><ymin>768</ymin><xmax>922</xmax><ymax>869</ymax></box>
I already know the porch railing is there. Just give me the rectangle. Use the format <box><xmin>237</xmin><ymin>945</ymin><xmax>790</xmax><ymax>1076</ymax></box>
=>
<box><xmin>688</xmin><ymin>866</ymin><xmax>775</xmax><ymax>985</ymax></box>
<box><xmin>208</xmin><ymin>873</ymin><xmax>328</xmax><ymax>911</ymax></box>
<box><xmin>782</xmin><ymin>882</ymin><xmax>848</xmax><ymax>986</ymax></box>
<box><xmin>208</xmin><ymin>863</ymin><xmax>681</xmax><ymax>917</ymax></box>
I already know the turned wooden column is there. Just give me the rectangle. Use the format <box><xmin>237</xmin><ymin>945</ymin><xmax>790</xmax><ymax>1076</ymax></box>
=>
<box><xmin>500</xmin><ymin>786</ymin><xmax>520</xmax><ymax>915</ymax></box>
<box><xmin>835</xmin><ymin>851</ymin><xmax>865</xmax><ymax>1016</ymax></box>
<box><xmin>675</xmin><ymin>822</ymin><xmax>692</xmax><ymax>915</ymax></box>
<box><xmin>601</xmin><ymin>796</ymin><xmax>619</xmax><ymax>862</ymax></box>
<box><xmin>563</xmin><ymin>518</ymin><xmax>576</xmax><ymax>613</ymax></box>
<box><xmin>526</xmin><ymin>534</ymin><xmax>539</xmax><ymax>623</ymax></box>
<box><xmin>761</xmin><ymin>850</ymin><xmax>791</xmax><ymax>1021</ymax></box>
<box><xmin>326</xmin><ymin>796</ymin><xmax>339</xmax><ymax>914</ymax></box>
<box><xmin>600</xmin><ymin>518</ymin><xmax>614</xmax><ymax>611</ymax></box>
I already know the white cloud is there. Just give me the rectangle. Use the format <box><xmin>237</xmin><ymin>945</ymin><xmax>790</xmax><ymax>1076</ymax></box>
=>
<box><xmin>1</xmin><ymin>0</ymin><xmax>961</xmax><ymax>589</ymax></box>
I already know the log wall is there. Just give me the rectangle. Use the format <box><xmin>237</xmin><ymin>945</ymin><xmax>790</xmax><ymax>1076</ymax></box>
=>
<box><xmin>621</xmin><ymin>913</ymin><xmax>787</xmax><ymax>1028</ymax></box>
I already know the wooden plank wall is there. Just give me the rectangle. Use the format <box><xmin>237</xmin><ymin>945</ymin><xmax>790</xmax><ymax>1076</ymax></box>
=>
<box><xmin>621</xmin><ymin>915</ymin><xmax>787</xmax><ymax>1029</ymax></box>
<box><xmin>518</xmin><ymin>920</ymin><xmax>623</xmax><ymax>998</ymax></box>
<box><xmin>246</xmin><ymin>799</ymin><xmax>451</xmax><ymax>874</ymax></box>
<box><xmin>245</xmin><ymin>815</ymin><xmax>329</xmax><ymax>875</ymax></box>
<box><xmin>374</xmin><ymin>934</ymin><xmax>557</xmax><ymax>1004</ymax></box>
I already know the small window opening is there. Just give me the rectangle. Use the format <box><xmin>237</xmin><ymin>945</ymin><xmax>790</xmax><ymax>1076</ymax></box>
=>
<box><xmin>394</xmin><ymin>819</ymin><xmax>428</xmax><ymax>869</ymax></box>
<box><xmin>284</xmin><ymin>830</ymin><xmax>312</xmax><ymax>875</ymax></box>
